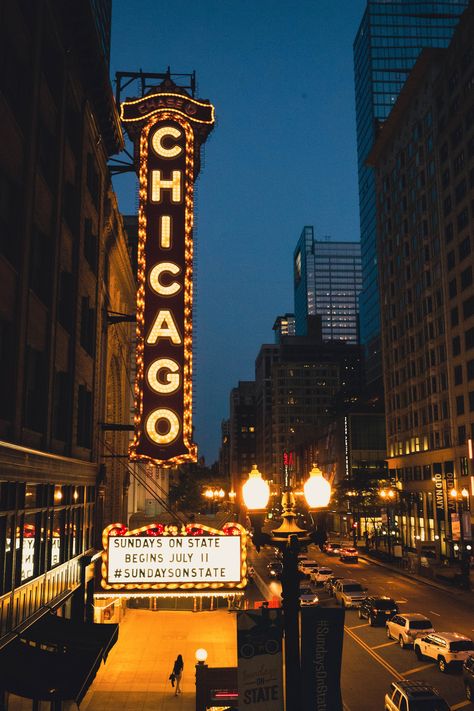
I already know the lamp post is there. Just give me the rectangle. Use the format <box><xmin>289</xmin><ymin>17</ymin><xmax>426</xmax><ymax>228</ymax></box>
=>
<box><xmin>379</xmin><ymin>488</ymin><xmax>395</xmax><ymax>558</ymax></box>
<box><xmin>242</xmin><ymin>463</ymin><xmax>331</xmax><ymax>711</ymax></box>
<box><xmin>449</xmin><ymin>487</ymin><xmax>470</xmax><ymax>589</ymax></box>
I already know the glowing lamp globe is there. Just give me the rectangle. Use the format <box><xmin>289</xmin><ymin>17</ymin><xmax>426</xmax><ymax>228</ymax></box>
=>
<box><xmin>195</xmin><ymin>648</ymin><xmax>208</xmax><ymax>664</ymax></box>
<box><xmin>304</xmin><ymin>464</ymin><xmax>331</xmax><ymax>509</ymax></box>
<box><xmin>242</xmin><ymin>464</ymin><xmax>270</xmax><ymax>510</ymax></box>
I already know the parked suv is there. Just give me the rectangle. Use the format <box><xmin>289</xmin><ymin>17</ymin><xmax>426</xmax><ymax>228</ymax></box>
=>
<box><xmin>414</xmin><ymin>632</ymin><xmax>474</xmax><ymax>672</ymax></box>
<box><xmin>384</xmin><ymin>680</ymin><xmax>449</xmax><ymax>710</ymax></box>
<box><xmin>386</xmin><ymin>613</ymin><xmax>435</xmax><ymax>649</ymax></box>
<box><xmin>333</xmin><ymin>579</ymin><xmax>367</xmax><ymax>608</ymax></box>
<box><xmin>463</xmin><ymin>654</ymin><xmax>474</xmax><ymax>701</ymax></box>
<box><xmin>358</xmin><ymin>596</ymin><xmax>398</xmax><ymax>626</ymax></box>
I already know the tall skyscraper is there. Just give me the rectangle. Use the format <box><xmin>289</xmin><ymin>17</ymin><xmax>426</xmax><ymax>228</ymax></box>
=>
<box><xmin>354</xmin><ymin>0</ymin><xmax>468</xmax><ymax>384</ymax></box>
<box><xmin>293</xmin><ymin>227</ymin><xmax>362</xmax><ymax>343</ymax></box>
<box><xmin>367</xmin><ymin>1</ymin><xmax>474</xmax><ymax>561</ymax></box>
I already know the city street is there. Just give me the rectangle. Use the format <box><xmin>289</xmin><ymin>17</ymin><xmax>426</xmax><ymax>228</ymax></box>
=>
<box><xmin>248</xmin><ymin>543</ymin><xmax>474</xmax><ymax>710</ymax></box>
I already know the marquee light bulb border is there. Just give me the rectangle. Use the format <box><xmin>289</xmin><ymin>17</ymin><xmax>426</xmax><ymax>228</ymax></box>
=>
<box><xmin>101</xmin><ymin>521</ymin><xmax>248</xmax><ymax>592</ymax></box>
<box><xmin>128</xmin><ymin>111</ymin><xmax>197</xmax><ymax>466</ymax></box>
<box><xmin>120</xmin><ymin>92</ymin><xmax>215</xmax><ymax>125</ymax></box>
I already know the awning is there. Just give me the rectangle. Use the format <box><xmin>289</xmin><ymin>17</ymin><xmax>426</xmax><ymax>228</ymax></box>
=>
<box><xmin>0</xmin><ymin>614</ymin><xmax>118</xmax><ymax>703</ymax></box>
<box><xmin>21</xmin><ymin>613</ymin><xmax>118</xmax><ymax>660</ymax></box>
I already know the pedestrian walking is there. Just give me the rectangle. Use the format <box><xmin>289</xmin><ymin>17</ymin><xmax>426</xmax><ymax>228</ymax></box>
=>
<box><xmin>172</xmin><ymin>654</ymin><xmax>184</xmax><ymax>696</ymax></box>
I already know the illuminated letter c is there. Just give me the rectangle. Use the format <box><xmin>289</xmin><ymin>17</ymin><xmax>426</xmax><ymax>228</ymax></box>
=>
<box><xmin>149</xmin><ymin>262</ymin><xmax>181</xmax><ymax>296</ymax></box>
<box><xmin>151</xmin><ymin>125</ymin><xmax>183</xmax><ymax>158</ymax></box>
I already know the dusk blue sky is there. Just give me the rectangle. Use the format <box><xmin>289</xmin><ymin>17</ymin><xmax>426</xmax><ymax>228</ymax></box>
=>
<box><xmin>111</xmin><ymin>0</ymin><xmax>367</xmax><ymax>464</ymax></box>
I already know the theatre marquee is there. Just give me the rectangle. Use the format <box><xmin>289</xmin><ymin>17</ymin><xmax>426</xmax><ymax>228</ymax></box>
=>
<box><xmin>101</xmin><ymin>522</ymin><xmax>247</xmax><ymax>592</ymax></box>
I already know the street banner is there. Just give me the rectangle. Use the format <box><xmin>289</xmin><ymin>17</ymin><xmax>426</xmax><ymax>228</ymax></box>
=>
<box><xmin>301</xmin><ymin>606</ymin><xmax>345</xmax><ymax>711</ymax></box>
<box><xmin>451</xmin><ymin>512</ymin><xmax>461</xmax><ymax>541</ymax></box>
<box><xmin>237</xmin><ymin>609</ymin><xmax>283</xmax><ymax>710</ymax></box>
<box><xmin>462</xmin><ymin>511</ymin><xmax>472</xmax><ymax>540</ymax></box>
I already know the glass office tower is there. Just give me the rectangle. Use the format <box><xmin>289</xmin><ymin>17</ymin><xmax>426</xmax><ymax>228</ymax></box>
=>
<box><xmin>354</xmin><ymin>0</ymin><xmax>468</xmax><ymax>384</ymax></box>
<box><xmin>294</xmin><ymin>227</ymin><xmax>362</xmax><ymax>343</ymax></box>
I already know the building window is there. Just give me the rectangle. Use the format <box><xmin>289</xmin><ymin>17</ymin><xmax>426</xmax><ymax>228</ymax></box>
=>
<box><xmin>58</xmin><ymin>271</ymin><xmax>74</xmax><ymax>331</ymax></box>
<box><xmin>454</xmin><ymin>365</ymin><xmax>463</xmax><ymax>385</ymax></box>
<box><xmin>466</xmin><ymin>328</ymin><xmax>474</xmax><ymax>351</ymax></box>
<box><xmin>458</xmin><ymin>235</ymin><xmax>471</xmax><ymax>260</ymax></box>
<box><xmin>77</xmin><ymin>385</ymin><xmax>92</xmax><ymax>448</ymax></box>
<box><xmin>0</xmin><ymin>172</ymin><xmax>22</xmax><ymax>267</ymax></box>
<box><xmin>23</xmin><ymin>347</ymin><xmax>46</xmax><ymax>432</ymax></box>
<box><xmin>453</xmin><ymin>336</ymin><xmax>461</xmax><ymax>356</ymax></box>
<box><xmin>461</xmin><ymin>266</ymin><xmax>473</xmax><ymax>291</ymax></box>
<box><xmin>30</xmin><ymin>227</ymin><xmax>53</xmax><ymax>305</ymax></box>
<box><xmin>80</xmin><ymin>297</ymin><xmax>96</xmax><ymax>356</ymax></box>
<box><xmin>52</xmin><ymin>372</ymin><xmax>70</xmax><ymax>442</ymax></box>
<box><xmin>84</xmin><ymin>219</ymin><xmax>98</xmax><ymax>274</ymax></box>
<box><xmin>463</xmin><ymin>296</ymin><xmax>474</xmax><ymax>320</ymax></box>
<box><xmin>467</xmin><ymin>359</ymin><xmax>474</xmax><ymax>380</ymax></box>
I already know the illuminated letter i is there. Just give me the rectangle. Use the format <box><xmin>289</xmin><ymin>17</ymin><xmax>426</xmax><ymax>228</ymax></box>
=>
<box><xmin>160</xmin><ymin>216</ymin><xmax>171</xmax><ymax>248</ymax></box>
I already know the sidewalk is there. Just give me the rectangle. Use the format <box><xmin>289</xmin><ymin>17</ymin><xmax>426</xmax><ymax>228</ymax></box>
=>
<box><xmin>359</xmin><ymin>551</ymin><xmax>474</xmax><ymax>608</ymax></box>
<box><xmin>81</xmin><ymin>609</ymin><xmax>237</xmax><ymax>711</ymax></box>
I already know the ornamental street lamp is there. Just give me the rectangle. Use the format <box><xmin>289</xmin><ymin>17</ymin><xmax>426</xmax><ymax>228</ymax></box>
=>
<box><xmin>242</xmin><ymin>463</ymin><xmax>331</xmax><ymax>711</ymax></box>
<box><xmin>379</xmin><ymin>488</ymin><xmax>396</xmax><ymax>558</ymax></box>
<box><xmin>449</xmin><ymin>487</ymin><xmax>470</xmax><ymax>589</ymax></box>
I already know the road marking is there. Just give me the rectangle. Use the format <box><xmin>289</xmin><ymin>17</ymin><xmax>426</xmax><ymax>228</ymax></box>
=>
<box><xmin>344</xmin><ymin>625</ymin><xmax>404</xmax><ymax>680</ymax></box>
<box><xmin>372</xmin><ymin>641</ymin><xmax>397</xmax><ymax>650</ymax></box>
<box><xmin>403</xmin><ymin>663</ymin><xmax>434</xmax><ymax>675</ymax></box>
<box><xmin>429</xmin><ymin>610</ymin><xmax>441</xmax><ymax>616</ymax></box>
<box><xmin>395</xmin><ymin>599</ymin><xmax>407</xmax><ymax>603</ymax></box>
<box><xmin>451</xmin><ymin>701</ymin><xmax>471</xmax><ymax>710</ymax></box>
<box><xmin>348</xmin><ymin>622</ymin><xmax>371</xmax><ymax>629</ymax></box>
<box><xmin>342</xmin><ymin>701</ymin><xmax>352</xmax><ymax>711</ymax></box>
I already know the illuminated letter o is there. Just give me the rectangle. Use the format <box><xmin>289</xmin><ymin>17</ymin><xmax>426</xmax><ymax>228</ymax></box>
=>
<box><xmin>145</xmin><ymin>409</ymin><xmax>180</xmax><ymax>445</ymax></box>
<box><xmin>151</xmin><ymin>126</ymin><xmax>183</xmax><ymax>158</ymax></box>
<box><xmin>147</xmin><ymin>359</ymin><xmax>181</xmax><ymax>394</ymax></box>
<box><xmin>149</xmin><ymin>262</ymin><xmax>181</xmax><ymax>296</ymax></box>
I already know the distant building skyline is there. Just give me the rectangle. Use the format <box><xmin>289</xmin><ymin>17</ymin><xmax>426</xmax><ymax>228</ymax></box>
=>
<box><xmin>293</xmin><ymin>227</ymin><xmax>362</xmax><ymax>343</ymax></box>
<box><xmin>353</xmin><ymin>0</ymin><xmax>469</xmax><ymax>385</ymax></box>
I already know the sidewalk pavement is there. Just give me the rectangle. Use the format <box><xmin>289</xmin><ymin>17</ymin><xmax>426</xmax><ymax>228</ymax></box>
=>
<box><xmin>81</xmin><ymin>609</ymin><xmax>237</xmax><ymax>711</ymax></box>
<box><xmin>358</xmin><ymin>551</ymin><xmax>474</xmax><ymax>608</ymax></box>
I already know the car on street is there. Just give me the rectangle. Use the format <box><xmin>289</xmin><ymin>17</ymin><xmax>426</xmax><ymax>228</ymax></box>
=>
<box><xmin>267</xmin><ymin>561</ymin><xmax>283</xmax><ymax>579</ymax></box>
<box><xmin>324</xmin><ymin>575</ymin><xmax>343</xmax><ymax>595</ymax></box>
<box><xmin>358</xmin><ymin>596</ymin><xmax>398</xmax><ymax>626</ymax></box>
<box><xmin>414</xmin><ymin>632</ymin><xmax>474</xmax><ymax>672</ymax></box>
<box><xmin>310</xmin><ymin>567</ymin><xmax>334</xmax><ymax>585</ymax></box>
<box><xmin>298</xmin><ymin>559</ymin><xmax>320</xmax><ymax>577</ymax></box>
<box><xmin>463</xmin><ymin>654</ymin><xmax>474</xmax><ymax>701</ymax></box>
<box><xmin>323</xmin><ymin>542</ymin><xmax>342</xmax><ymax>556</ymax></box>
<box><xmin>339</xmin><ymin>546</ymin><xmax>359</xmax><ymax>562</ymax></box>
<box><xmin>384</xmin><ymin>680</ymin><xmax>450</xmax><ymax>711</ymax></box>
<box><xmin>299</xmin><ymin>585</ymin><xmax>319</xmax><ymax>607</ymax></box>
<box><xmin>386</xmin><ymin>613</ymin><xmax>435</xmax><ymax>649</ymax></box>
<box><xmin>333</xmin><ymin>579</ymin><xmax>368</xmax><ymax>608</ymax></box>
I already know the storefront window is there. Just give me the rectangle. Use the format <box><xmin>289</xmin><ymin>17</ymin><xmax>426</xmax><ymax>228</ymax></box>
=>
<box><xmin>21</xmin><ymin>513</ymin><xmax>38</xmax><ymax>582</ymax></box>
<box><xmin>48</xmin><ymin>510</ymin><xmax>64</xmax><ymax>568</ymax></box>
<box><xmin>0</xmin><ymin>516</ymin><xmax>13</xmax><ymax>594</ymax></box>
<box><xmin>24</xmin><ymin>483</ymin><xmax>38</xmax><ymax>508</ymax></box>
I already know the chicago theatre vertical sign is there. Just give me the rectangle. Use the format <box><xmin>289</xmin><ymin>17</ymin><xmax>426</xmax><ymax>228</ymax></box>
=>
<box><xmin>121</xmin><ymin>82</ymin><xmax>215</xmax><ymax>465</ymax></box>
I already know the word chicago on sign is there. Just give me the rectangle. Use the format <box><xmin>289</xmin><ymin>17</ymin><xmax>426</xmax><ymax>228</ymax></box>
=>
<box><xmin>121</xmin><ymin>81</ymin><xmax>215</xmax><ymax>466</ymax></box>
